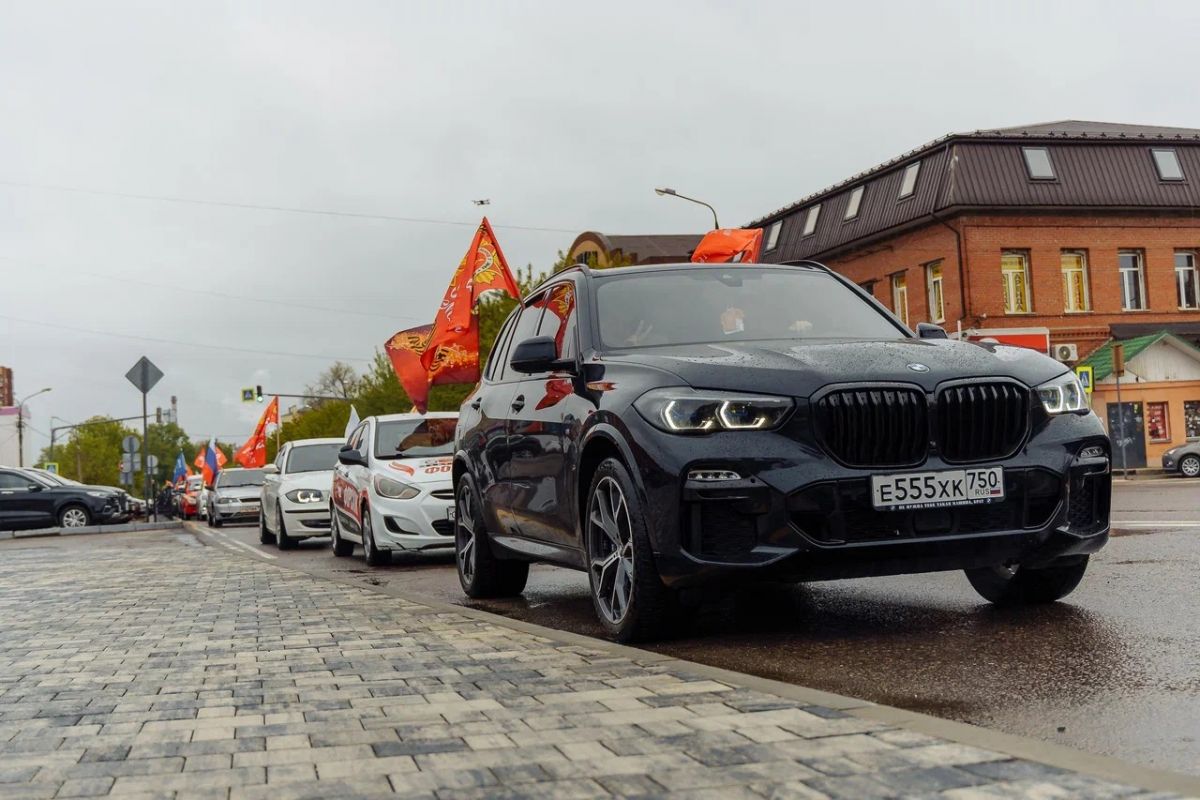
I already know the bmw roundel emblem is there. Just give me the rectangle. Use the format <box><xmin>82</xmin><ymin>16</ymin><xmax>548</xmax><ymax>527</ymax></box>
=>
<box><xmin>907</xmin><ymin>363</ymin><xmax>930</xmax><ymax>372</ymax></box>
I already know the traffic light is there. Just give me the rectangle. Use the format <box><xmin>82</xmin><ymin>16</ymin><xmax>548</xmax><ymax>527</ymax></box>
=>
<box><xmin>255</xmin><ymin>385</ymin><xmax>264</xmax><ymax>403</ymax></box>
<box><xmin>155</xmin><ymin>407</ymin><xmax>163</xmax><ymax>424</ymax></box>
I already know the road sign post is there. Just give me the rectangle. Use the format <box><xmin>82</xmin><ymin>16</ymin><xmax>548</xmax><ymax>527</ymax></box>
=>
<box><xmin>1111</xmin><ymin>344</ymin><xmax>1128</xmax><ymax>479</ymax></box>
<box><xmin>125</xmin><ymin>356</ymin><xmax>164</xmax><ymax>522</ymax></box>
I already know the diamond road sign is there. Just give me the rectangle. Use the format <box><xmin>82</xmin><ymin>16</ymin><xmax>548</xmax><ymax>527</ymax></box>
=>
<box><xmin>125</xmin><ymin>356</ymin><xmax>164</xmax><ymax>395</ymax></box>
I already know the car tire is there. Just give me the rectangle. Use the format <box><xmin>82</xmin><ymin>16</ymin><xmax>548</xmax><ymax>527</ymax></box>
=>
<box><xmin>455</xmin><ymin>474</ymin><xmax>528</xmax><ymax>598</ymax></box>
<box><xmin>58</xmin><ymin>504</ymin><xmax>91</xmax><ymax>529</ymax></box>
<box><xmin>965</xmin><ymin>556</ymin><xmax>1089</xmax><ymax>605</ymax></box>
<box><xmin>361</xmin><ymin>505</ymin><xmax>389</xmax><ymax>566</ymax></box>
<box><xmin>276</xmin><ymin>509</ymin><xmax>296</xmax><ymax>550</ymax></box>
<box><xmin>212</xmin><ymin>512</ymin><xmax>223</xmax><ymax>528</ymax></box>
<box><xmin>331</xmin><ymin>508</ymin><xmax>354</xmax><ymax>557</ymax></box>
<box><xmin>585</xmin><ymin>458</ymin><xmax>678</xmax><ymax>643</ymax></box>
<box><xmin>259</xmin><ymin>511</ymin><xmax>276</xmax><ymax>544</ymax></box>
<box><xmin>1180</xmin><ymin>454</ymin><xmax>1200</xmax><ymax>478</ymax></box>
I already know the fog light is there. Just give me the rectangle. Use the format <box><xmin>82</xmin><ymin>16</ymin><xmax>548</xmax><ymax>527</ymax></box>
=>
<box><xmin>688</xmin><ymin>469</ymin><xmax>742</xmax><ymax>482</ymax></box>
<box><xmin>1079</xmin><ymin>446</ymin><xmax>1106</xmax><ymax>460</ymax></box>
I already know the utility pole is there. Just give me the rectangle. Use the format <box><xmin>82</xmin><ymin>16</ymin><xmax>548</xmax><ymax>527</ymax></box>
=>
<box><xmin>15</xmin><ymin>387</ymin><xmax>52</xmax><ymax>467</ymax></box>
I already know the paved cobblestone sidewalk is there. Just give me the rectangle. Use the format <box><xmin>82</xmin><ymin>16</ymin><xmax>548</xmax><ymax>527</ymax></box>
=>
<box><xmin>0</xmin><ymin>532</ymin><xmax>1186</xmax><ymax>799</ymax></box>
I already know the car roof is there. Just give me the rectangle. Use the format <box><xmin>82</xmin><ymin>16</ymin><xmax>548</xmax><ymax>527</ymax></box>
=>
<box><xmin>540</xmin><ymin>260</ymin><xmax>831</xmax><ymax>289</ymax></box>
<box><xmin>288</xmin><ymin>437</ymin><xmax>346</xmax><ymax>446</ymax></box>
<box><xmin>370</xmin><ymin>412</ymin><xmax>457</xmax><ymax>422</ymax></box>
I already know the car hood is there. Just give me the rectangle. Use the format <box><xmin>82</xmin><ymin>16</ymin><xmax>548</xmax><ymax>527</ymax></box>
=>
<box><xmin>280</xmin><ymin>470</ymin><xmax>334</xmax><ymax>490</ymax></box>
<box><xmin>214</xmin><ymin>486</ymin><xmax>261</xmax><ymax>500</ymax></box>
<box><xmin>378</xmin><ymin>455</ymin><xmax>454</xmax><ymax>485</ymax></box>
<box><xmin>605</xmin><ymin>338</ymin><xmax>1067</xmax><ymax>396</ymax></box>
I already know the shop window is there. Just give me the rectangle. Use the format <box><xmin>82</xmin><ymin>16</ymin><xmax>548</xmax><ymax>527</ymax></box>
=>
<box><xmin>1147</xmin><ymin>402</ymin><xmax>1170</xmax><ymax>443</ymax></box>
<box><xmin>1001</xmin><ymin>250</ymin><xmax>1032</xmax><ymax>314</ymax></box>
<box><xmin>1185</xmin><ymin>401</ymin><xmax>1200</xmax><ymax>440</ymax></box>
<box><xmin>1061</xmin><ymin>250</ymin><xmax>1091</xmax><ymax>312</ymax></box>
<box><xmin>925</xmin><ymin>261</ymin><xmax>945</xmax><ymax>323</ymax></box>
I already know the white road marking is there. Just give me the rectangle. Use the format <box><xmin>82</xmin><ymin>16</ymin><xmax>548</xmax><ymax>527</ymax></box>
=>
<box><xmin>1111</xmin><ymin>520</ymin><xmax>1200</xmax><ymax>527</ymax></box>
<box><xmin>197</xmin><ymin>527</ymin><xmax>279</xmax><ymax>560</ymax></box>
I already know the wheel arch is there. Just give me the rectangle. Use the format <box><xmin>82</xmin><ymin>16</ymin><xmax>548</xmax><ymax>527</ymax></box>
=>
<box><xmin>577</xmin><ymin>426</ymin><xmax>638</xmax><ymax>541</ymax></box>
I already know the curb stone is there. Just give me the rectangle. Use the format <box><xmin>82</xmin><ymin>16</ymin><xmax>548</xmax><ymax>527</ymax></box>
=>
<box><xmin>1</xmin><ymin>520</ymin><xmax>184</xmax><ymax>538</ymax></box>
<box><xmin>180</xmin><ymin>521</ymin><xmax>1200</xmax><ymax>797</ymax></box>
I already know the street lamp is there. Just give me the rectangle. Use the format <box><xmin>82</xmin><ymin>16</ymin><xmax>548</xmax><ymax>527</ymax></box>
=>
<box><xmin>654</xmin><ymin>187</ymin><xmax>720</xmax><ymax>230</ymax></box>
<box><xmin>15</xmin><ymin>387</ymin><xmax>52</xmax><ymax>468</ymax></box>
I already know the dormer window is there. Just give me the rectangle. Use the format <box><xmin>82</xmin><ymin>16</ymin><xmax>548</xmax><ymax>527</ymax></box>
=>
<box><xmin>1152</xmin><ymin>148</ymin><xmax>1184</xmax><ymax>181</ymax></box>
<box><xmin>765</xmin><ymin>220</ymin><xmax>783</xmax><ymax>250</ymax></box>
<box><xmin>844</xmin><ymin>186</ymin><xmax>864</xmax><ymax>220</ymax></box>
<box><xmin>898</xmin><ymin>162</ymin><xmax>920</xmax><ymax>198</ymax></box>
<box><xmin>1022</xmin><ymin>147</ymin><xmax>1055</xmax><ymax>180</ymax></box>
<box><xmin>802</xmin><ymin>205</ymin><xmax>821</xmax><ymax>236</ymax></box>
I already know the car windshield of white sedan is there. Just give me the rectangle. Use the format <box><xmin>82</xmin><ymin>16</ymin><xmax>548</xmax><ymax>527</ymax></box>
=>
<box><xmin>286</xmin><ymin>443</ymin><xmax>342</xmax><ymax>473</ymax></box>
<box><xmin>596</xmin><ymin>267</ymin><xmax>903</xmax><ymax>349</ymax></box>
<box><xmin>216</xmin><ymin>469</ymin><xmax>265</xmax><ymax>488</ymax></box>
<box><xmin>374</xmin><ymin>418</ymin><xmax>456</xmax><ymax>459</ymax></box>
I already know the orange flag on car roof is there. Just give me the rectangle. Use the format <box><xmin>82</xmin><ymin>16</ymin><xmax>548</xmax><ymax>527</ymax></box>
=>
<box><xmin>690</xmin><ymin>228</ymin><xmax>764</xmax><ymax>264</ymax></box>
<box><xmin>421</xmin><ymin>217</ymin><xmax>521</xmax><ymax>382</ymax></box>
<box><xmin>234</xmin><ymin>396</ymin><xmax>279</xmax><ymax>468</ymax></box>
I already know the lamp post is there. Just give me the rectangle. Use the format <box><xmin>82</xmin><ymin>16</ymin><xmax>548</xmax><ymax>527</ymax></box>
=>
<box><xmin>49</xmin><ymin>416</ymin><xmax>72</xmax><ymax>464</ymax></box>
<box><xmin>654</xmin><ymin>187</ymin><xmax>720</xmax><ymax>230</ymax></box>
<box><xmin>15</xmin><ymin>387</ymin><xmax>52</xmax><ymax>467</ymax></box>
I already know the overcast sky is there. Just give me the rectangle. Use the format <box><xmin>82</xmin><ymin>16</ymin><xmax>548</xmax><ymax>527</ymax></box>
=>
<box><xmin>3</xmin><ymin>0</ymin><xmax>1198</xmax><ymax>460</ymax></box>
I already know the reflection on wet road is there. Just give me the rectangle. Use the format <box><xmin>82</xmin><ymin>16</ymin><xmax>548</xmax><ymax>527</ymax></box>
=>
<box><xmin>204</xmin><ymin>479</ymin><xmax>1200</xmax><ymax>776</ymax></box>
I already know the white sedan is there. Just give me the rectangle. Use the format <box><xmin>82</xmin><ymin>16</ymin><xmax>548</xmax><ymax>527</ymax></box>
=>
<box><xmin>330</xmin><ymin>412</ymin><xmax>456</xmax><ymax>565</ymax></box>
<box><xmin>260</xmin><ymin>437</ymin><xmax>345</xmax><ymax>549</ymax></box>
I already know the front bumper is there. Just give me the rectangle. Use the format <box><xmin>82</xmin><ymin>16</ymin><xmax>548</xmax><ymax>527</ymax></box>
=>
<box><xmin>212</xmin><ymin>500</ymin><xmax>261</xmax><ymax>521</ymax></box>
<box><xmin>369</xmin><ymin>488</ymin><xmax>455</xmax><ymax>551</ymax></box>
<box><xmin>283</xmin><ymin>501</ymin><xmax>331</xmax><ymax>536</ymax></box>
<box><xmin>621</xmin><ymin>409</ymin><xmax>1112</xmax><ymax>588</ymax></box>
<box><xmin>1161</xmin><ymin>453</ymin><xmax>1178</xmax><ymax>471</ymax></box>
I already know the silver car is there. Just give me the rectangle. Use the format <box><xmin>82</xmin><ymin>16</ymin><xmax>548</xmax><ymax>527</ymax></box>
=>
<box><xmin>206</xmin><ymin>468</ymin><xmax>265</xmax><ymax>527</ymax></box>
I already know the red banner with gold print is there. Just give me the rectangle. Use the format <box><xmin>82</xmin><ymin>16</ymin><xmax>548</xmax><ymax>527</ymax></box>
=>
<box><xmin>385</xmin><ymin>324</ymin><xmax>435</xmax><ymax>414</ymax></box>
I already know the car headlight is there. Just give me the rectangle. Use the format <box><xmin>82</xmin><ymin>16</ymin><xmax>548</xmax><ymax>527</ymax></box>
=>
<box><xmin>86</xmin><ymin>491</ymin><xmax>111</xmax><ymax>499</ymax></box>
<box><xmin>217</xmin><ymin>496</ymin><xmax>239</xmax><ymax>504</ymax></box>
<box><xmin>1037</xmin><ymin>372</ymin><xmax>1088</xmax><ymax>415</ymax></box>
<box><xmin>373</xmin><ymin>475</ymin><xmax>420</xmax><ymax>500</ymax></box>
<box><xmin>634</xmin><ymin>388</ymin><xmax>794</xmax><ymax>434</ymax></box>
<box><xmin>285</xmin><ymin>489</ymin><xmax>325</xmax><ymax>503</ymax></box>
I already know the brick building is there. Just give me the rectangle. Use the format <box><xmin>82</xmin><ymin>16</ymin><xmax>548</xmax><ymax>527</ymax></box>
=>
<box><xmin>751</xmin><ymin>120</ymin><xmax>1200</xmax><ymax>466</ymax></box>
<box><xmin>567</xmin><ymin>232</ymin><xmax>703</xmax><ymax>267</ymax></box>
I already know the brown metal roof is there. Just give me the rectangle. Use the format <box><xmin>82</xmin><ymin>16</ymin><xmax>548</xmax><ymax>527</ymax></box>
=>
<box><xmin>754</xmin><ymin>120</ymin><xmax>1200</xmax><ymax>263</ymax></box>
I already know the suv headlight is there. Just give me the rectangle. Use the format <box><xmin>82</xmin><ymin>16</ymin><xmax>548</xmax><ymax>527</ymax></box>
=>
<box><xmin>285</xmin><ymin>489</ymin><xmax>325</xmax><ymax>503</ymax></box>
<box><xmin>1037</xmin><ymin>372</ymin><xmax>1088</xmax><ymax>415</ymax></box>
<box><xmin>373</xmin><ymin>475</ymin><xmax>420</xmax><ymax>500</ymax></box>
<box><xmin>86</xmin><ymin>491</ymin><xmax>112</xmax><ymax>499</ymax></box>
<box><xmin>634</xmin><ymin>388</ymin><xmax>793</xmax><ymax>434</ymax></box>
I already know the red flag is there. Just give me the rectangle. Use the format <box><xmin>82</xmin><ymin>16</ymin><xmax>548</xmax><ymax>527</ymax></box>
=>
<box><xmin>422</xmin><ymin>217</ymin><xmax>521</xmax><ymax>379</ymax></box>
<box><xmin>691</xmin><ymin>228</ymin><xmax>764</xmax><ymax>264</ymax></box>
<box><xmin>385</xmin><ymin>324</ymin><xmax>436</xmax><ymax>414</ymax></box>
<box><xmin>235</xmin><ymin>397</ymin><xmax>279</xmax><ymax>468</ymax></box>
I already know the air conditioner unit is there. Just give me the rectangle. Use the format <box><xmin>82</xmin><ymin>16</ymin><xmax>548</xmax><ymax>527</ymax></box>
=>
<box><xmin>1053</xmin><ymin>343</ymin><xmax>1079</xmax><ymax>362</ymax></box>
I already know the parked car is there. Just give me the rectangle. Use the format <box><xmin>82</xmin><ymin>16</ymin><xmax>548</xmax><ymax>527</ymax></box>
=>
<box><xmin>331</xmin><ymin>413</ymin><xmax>457</xmax><ymax>565</ymax></box>
<box><xmin>260</xmin><ymin>437</ymin><xmax>344</xmax><ymax>549</ymax></box>
<box><xmin>0</xmin><ymin>467</ymin><xmax>125</xmax><ymax>530</ymax></box>
<box><xmin>206</xmin><ymin>468</ymin><xmax>265</xmax><ymax>527</ymax></box>
<box><xmin>24</xmin><ymin>467</ymin><xmax>135</xmax><ymax>522</ymax></box>
<box><xmin>179</xmin><ymin>475</ymin><xmax>207</xmax><ymax>520</ymax></box>
<box><xmin>453</xmin><ymin>262</ymin><xmax>1113</xmax><ymax>641</ymax></box>
<box><xmin>1161</xmin><ymin>442</ymin><xmax>1200</xmax><ymax>477</ymax></box>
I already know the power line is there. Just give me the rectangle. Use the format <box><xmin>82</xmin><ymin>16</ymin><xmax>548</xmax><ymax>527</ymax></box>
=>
<box><xmin>0</xmin><ymin>255</ymin><xmax>422</xmax><ymax>323</ymax></box>
<box><xmin>0</xmin><ymin>312</ymin><xmax>374</xmax><ymax>364</ymax></box>
<box><xmin>0</xmin><ymin>179</ymin><xmax>582</xmax><ymax>234</ymax></box>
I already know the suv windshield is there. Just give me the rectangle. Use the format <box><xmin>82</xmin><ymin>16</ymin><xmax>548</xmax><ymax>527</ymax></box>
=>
<box><xmin>596</xmin><ymin>267</ymin><xmax>903</xmax><ymax>349</ymax></box>
<box><xmin>374</xmin><ymin>418</ymin><xmax>456</xmax><ymax>459</ymax></box>
<box><xmin>216</xmin><ymin>469</ymin><xmax>265</xmax><ymax>488</ymax></box>
<box><xmin>286</xmin><ymin>443</ymin><xmax>341</xmax><ymax>473</ymax></box>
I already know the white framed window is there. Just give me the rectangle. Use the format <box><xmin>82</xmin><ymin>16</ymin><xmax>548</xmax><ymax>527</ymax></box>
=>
<box><xmin>1060</xmin><ymin>250</ymin><xmax>1091</xmax><ymax>312</ymax></box>
<box><xmin>1022</xmin><ymin>147</ymin><xmax>1055</xmax><ymax>180</ymax></box>
<box><xmin>898</xmin><ymin>162</ymin><xmax>920</xmax><ymax>198</ymax></box>
<box><xmin>802</xmin><ymin>204</ymin><xmax>820</xmax><ymax>236</ymax></box>
<box><xmin>1177</xmin><ymin>250</ymin><xmax>1199</xmax><ymax>309</ymax></box>
<box><xmin>844</xmin><ymin>186</ymin><xmax>864</xmax><ymax>220</ymax></box>
<box><xmin>925</xmin><ymin>261</ymin><xmax>944</xmax><ymax>323</ymax></box>
<box><xmin>1152</xmin><ymin>149</ymin><xmax>1185</xmax><ymax>181</ymax></box>
<box><xmin>1001</xmin><ymin>250</ymin><xmax>1032</xmax><ymax>314</ymax></box>
<box><xmin>1119</xmin><ymin>249</ymin><xmax>1147</xmax><ymax>310</ymax></box>
<box><xmin>765</xmin><ymin>220</ymin><xmax>782</xmax><ymax>250</ymax></box>
<box><xmin>891</xmin><ymin>272</ymin><xmax>909</xmax><ymax>327</ymax></box>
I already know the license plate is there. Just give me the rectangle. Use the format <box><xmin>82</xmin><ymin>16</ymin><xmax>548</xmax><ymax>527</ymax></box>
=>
<box><xmin>446</xmin><ymin>506</ymin><xmax>456</xmax><ymax>522</ymax></box>
<box><xmin>872</xmin><ymin>467</ymin><xmax>1004</xmax><ymax>510</ymax></box>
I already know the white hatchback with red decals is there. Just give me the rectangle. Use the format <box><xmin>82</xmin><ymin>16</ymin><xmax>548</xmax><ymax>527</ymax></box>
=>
<box><xmin>330</xmin><ymin>412</ymin><xmax>458</xmax><ymax>565</ymax></box>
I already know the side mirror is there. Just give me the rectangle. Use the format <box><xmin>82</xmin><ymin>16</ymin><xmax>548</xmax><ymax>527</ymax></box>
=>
<box><xmin>27</xmin><ymin>483</ymin><xmax>43</xmax><ymax>492</ymax></box>
<box><xmin>263</xmin><ymin>464</ymin><xmax>279</xmax><ymax>475</ymax></box>
<box><xmin>917</xmin><ymin>322</ymin><xmax>948</xmax><ymax>340</ymax></box>
<box><xmin>510</xmin><ymin>335</ymin><xmax>562</xmax><ymax>374</ymax></box>
<box><xmin>338</xmin><ymin>446</ymin><xmax>367</xmax><ymax>467</ymax></box>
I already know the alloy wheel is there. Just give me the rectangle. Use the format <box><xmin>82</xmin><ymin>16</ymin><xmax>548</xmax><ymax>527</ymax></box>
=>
<box><xmin>587</xmin><ymin>476</ymin><xmax>635</xmax><ymax>625</ymax></box>
<box><xmin>60</xmin><ymin>508</ymin><xmax>89</xmax><ymax>528</ymax></box>
<box><xmin>363</xmin><ymin>511</ymin><xmax>375</xmax><ymax>560</ymax></box>
<box><xmin>456</xmin><ymin>483</ymin><xmax>476</xmax><ymax>583</ymax></box>
<box><xmin>1182</xmin><ymin>456</ymin><xmax>1200</xmax><ymax>478</ymax></box>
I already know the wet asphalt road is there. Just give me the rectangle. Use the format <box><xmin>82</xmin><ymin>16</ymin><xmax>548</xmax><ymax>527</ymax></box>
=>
<box><xmin>198</xmin><ymin>478</ymin><xmax>1200</xmax><ymax>776</ymax></box>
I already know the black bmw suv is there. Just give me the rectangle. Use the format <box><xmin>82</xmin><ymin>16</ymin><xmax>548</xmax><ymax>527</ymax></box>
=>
<box><xmin>453</xmin><ymin>262</ymin><xmax>1111</xmax><ymax>642</ymax></box>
